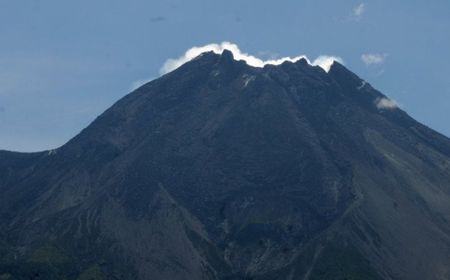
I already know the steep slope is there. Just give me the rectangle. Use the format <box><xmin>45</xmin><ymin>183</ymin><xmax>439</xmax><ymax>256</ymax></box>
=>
<box><xmin>1</xmin><ymin>50</ymin><xmax>450</xmax><ymax>280</ymax></box>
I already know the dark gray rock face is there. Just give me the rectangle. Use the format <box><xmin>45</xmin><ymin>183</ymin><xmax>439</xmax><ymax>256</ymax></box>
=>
<box><xmin>1</xmin><ymin>50</ymin><xmax>450</xmax><ymax>280</ymax></box>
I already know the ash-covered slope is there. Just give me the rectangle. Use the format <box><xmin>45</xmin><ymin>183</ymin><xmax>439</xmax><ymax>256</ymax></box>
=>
<box><xmin>1</xmin><ymin>50</ymin><xmax>450</xmax><ymax>280</ymax></box>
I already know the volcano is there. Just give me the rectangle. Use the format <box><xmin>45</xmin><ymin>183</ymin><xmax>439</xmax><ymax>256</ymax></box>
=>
<box><xmin>1</xmin><ymin>50</ymin><xmax>450</xmax><ymax>280</ymax></box>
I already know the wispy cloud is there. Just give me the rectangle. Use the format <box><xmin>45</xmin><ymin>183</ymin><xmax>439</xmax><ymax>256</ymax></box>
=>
<box><xmin>353</xmin><ymin>3</ymin><xmax>366</xmax><ymax>19</ymax></box>
<box><xmin>129</xmin><ymin>77</ymin><xmax>155</xmax><ymax>91</ymax></box>
<box><xmin>375</xmin><ymin>97</ymin><xmax>399</xmax><ymax>110</ymax></box>
<box><xmin>312</xmin><ymin>55</ymin><xmax>344</xmax><ymax>72</ymax></box>
<box><xmin>160</xmin><ymin>42</ymin><xmax>343</xmax><ymax>75</ymax></box>
<box><xmin>361</xmin><ymin>53</ymin><xmax>387</xmax><ymax>65</ymax></box>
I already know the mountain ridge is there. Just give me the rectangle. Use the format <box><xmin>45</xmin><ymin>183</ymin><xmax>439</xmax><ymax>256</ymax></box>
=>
<box><xmin>1</xmin><ymin>50</ymin><xmax>450</xmax><ymax>279</ymax></box>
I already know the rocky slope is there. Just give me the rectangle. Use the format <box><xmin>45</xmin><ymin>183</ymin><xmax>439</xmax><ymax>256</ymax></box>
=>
<box><xmin>1</xmin><ymin>50</ymin><xmax>450</xmax><ymax>279</ymax></box>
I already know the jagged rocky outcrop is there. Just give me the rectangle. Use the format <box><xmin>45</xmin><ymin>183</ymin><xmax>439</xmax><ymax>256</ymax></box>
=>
<box><xmin>1</xmin><ymin>50</ymin><xmax>450</xmax><ymax>279</ymax></box>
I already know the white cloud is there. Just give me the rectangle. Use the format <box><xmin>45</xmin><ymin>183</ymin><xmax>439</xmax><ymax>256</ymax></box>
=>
<box><xmin>129</xmin><ymin>77</ymin><xmax>155</xmax><ymax>91</ymax></box>
<box><xmin>361</xmin><ymin>53</ymin><xmax>387</xmax><ymax>65</ymax></box>
<box><xmin>375</xmin><ymin>97</ymin><xmax>398</xmax><ymax>110</ymax></box>
<box><xmin>312</xmin><ymin>55</ymin><xmax>344</xmax><ymax>73</ymax></box>
<box><xmin>353</xmin><ymin>3</ymin><xmax>366</xmax><ymax>18</ymax></box>
<box><xmin>160</xmin><ymin>42</ymin><xmax>343</xmax><ymax>75</ymax></box>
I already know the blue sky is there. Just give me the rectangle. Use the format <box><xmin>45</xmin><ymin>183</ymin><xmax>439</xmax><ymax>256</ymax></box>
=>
<box><xmin>1</xmin><ymin>0</ymin><xmax>449</xmax><ymax>152</ymax></box>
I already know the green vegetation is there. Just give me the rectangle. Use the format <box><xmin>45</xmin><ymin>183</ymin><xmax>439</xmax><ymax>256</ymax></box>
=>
<box><xmin>29</xmin><ymin>244</ymin><xmax>69</xmax><ymax>265</ymax></box>
<box><xmin>0</xmin><ymin>239</ymin><xmax>134</xmax><ymax>279</ymax></box>
<box><xmin>309</xmin><ymin>242</ymin><xmax>382</xmax><ymax>280</ymax></box>
<box><xmin>0</xmin><ymin>273</ymin><xmax>12</xmax><ymax>280</ymax></box>
<box><xmin>77</xmin><ymin>264</ymin><xmax>104</xmax><ymax>280</ymax></box>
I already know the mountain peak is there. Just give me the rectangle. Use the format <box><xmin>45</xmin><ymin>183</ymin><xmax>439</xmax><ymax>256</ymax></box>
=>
<box><xmin>2</xmin><ymin>44</ymin><xmax>450</xmax><ymax>280</ymax></box>
<box><xmin>160</xmin><ymin>42</ymin><xmax>343</xmax><ymax>75</ymax></box>
<box><xmin>220</xmin><ymin>49</ymin><xmax>234</xmax><ymax>60</ymax></box>
<box><xmin>294</xmin><ymin>57</ymin><xmax>309</xmax><ymax>66</ymax></box>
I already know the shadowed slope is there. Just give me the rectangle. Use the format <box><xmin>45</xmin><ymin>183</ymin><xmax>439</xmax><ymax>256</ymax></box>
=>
<box><xmin>1</xmin><ymin>50</ymin><xmax>450</xmax><ymax>279</ymax></box>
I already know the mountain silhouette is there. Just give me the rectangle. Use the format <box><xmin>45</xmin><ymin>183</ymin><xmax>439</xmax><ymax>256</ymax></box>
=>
<box><xmin>1</xmin><ymin>50</ymin><xmax>450</xmax><ymax>279</ymax></box>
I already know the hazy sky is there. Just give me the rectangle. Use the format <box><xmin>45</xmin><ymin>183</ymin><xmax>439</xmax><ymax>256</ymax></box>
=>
<box><xmin>1</xmin><ymin>0</ymin><xmax>449</xmax><ymax>152</ymax></box>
